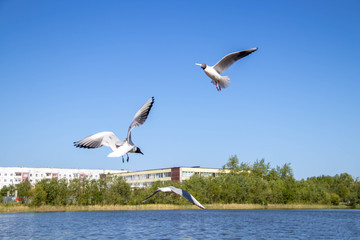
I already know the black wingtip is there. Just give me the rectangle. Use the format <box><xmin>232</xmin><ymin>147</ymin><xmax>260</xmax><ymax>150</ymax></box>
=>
<box><xmin>73</xmin><ymin>142</ymin><xmax>84</xmax><ymax>148</ymax></box>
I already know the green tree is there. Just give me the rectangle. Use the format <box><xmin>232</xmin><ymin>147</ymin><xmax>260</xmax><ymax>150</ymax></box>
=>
<box><xmin>348</xmin><ymin>179</ymin><xmax>360</xmax><ymax>207</ymax></box>
<box><xmin>16</xmin><ymin>180</ymin><xmax>32</xmax><ymax>201</ymax></box>
<box><xmin>330</xmin><ymin>193</ymin><xmax>340</xmax><ymax>205</ymax></box>
<box><xmin>104</xmin><ymin>177</ymin><xmax>131</xmax><ymax>205</ymax></box>
<box><xmin>88</xmin><ymin>179</ymin><xmax>103</xmax><ymax>205</ymax></box>
<box><xmin>251</xmin><ymin>158</ymin><xmax>270</xmax><ymax>179</ymax></box>
<box><xmin>38</xmin><ymin>179</ymin><xmax>61</xmax><ymax>205</ymax></box>
<box><xmin>222</xmin><ymin>155</ymin><xmax>240</xmax><ymax>174</ymax></box>
<box><xmin>77</xmin><ymin>178</ymin><xmax>91</xmax><ymax>205</ymax></box>
<box><xmin>277</xmin><ymin>163</ymin><xmax>293</xmax><ymax>179</ymax></box>
<box><xmin>266</xmin><ymin>168</ymin><xmax>280</xmax><ymax>181</ymax></box>
<box><xmin>68</xmin><ymin>178</ymin><xmax>82</xmax><ymax>204</ymax></box>
<box><xmin>54</xmin><ymin>179</ymin><xmax>68</xmax><ymax>206</ymax></box>
<box><xmin>31</xmin><ymin>185</ymin><xmax>47</xmax><ymax>206</ymax></box>
<box><xmin>0</xmin><ymin>186</ymin><xmax>9</xmax><ymax>196</ymax></box>
<box><xmin>239</xmin><ymin>162</ymin><xmax>251</xmax><ymax>173</ymax></box>
<box><xmin>3</xmin><ymin>185</ymin><xmax>16</xmax><ymax>196</ymax></box>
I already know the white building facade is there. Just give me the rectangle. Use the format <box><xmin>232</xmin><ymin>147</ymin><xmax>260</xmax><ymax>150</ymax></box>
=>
<box><xmin>0</xmin><ymin>167</ymin><xmax>127</xmax><ymax>189</ymax></box>
<box><xmin>109</xmin><ymin>166</ymin><xmax>229</xmax><ymax>188</ymax></box>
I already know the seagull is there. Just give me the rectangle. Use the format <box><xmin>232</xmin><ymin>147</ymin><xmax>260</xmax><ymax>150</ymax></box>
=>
<box><xmin>74</xmin><ymin>97</ymin><xmax>154</xmax><ymax>162</ymax></box>
<box><xmin>142</xmin><ymin>186</ymin><xmax>205</xmax><ymax>209</ymax></box>
<box><xmin>196</xmin><ymin>47</ymin><xmax>258</xmax><ymax>91</ymax></box>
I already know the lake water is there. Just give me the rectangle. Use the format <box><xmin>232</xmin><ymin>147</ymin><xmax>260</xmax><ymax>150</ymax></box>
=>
<box><xmin>0</xmin><ymin>209</ymin><xmax>359</xmax><ymax>239</ymax></box>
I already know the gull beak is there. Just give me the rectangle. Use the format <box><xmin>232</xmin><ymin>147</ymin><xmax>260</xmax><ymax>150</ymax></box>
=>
<box><xmin>195</xmin><ymin>63</ymin><xmax>202</xmax><ymax>66</ymax></box>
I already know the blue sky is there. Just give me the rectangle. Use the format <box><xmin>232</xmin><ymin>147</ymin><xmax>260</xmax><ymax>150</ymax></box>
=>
<box><xmin>0</xmin><ymin>0</ymin><xmax>359</xmax><ymax>180</ymax></box>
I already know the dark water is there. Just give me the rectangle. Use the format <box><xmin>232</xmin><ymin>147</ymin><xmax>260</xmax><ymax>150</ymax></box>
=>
<box><xmin>0</xmin><ymin>209</ymin><xmax>359</xmax><ymax>239</ymax></box>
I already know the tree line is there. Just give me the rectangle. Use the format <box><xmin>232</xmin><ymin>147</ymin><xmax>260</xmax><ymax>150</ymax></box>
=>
<box><xmin>1</xmin><ymin>155</ymin><xmax>359</xmax><ymax>207</ymax></box>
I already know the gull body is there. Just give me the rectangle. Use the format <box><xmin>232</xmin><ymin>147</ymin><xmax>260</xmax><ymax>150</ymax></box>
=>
<box><xmin>143</xmin><ymin>186</ymin><xmax>205</xmax><ymax>209</ymax></box>
<box><xmin>74</xmin><ymin>97</ymin><xmax>154</xmax><ymax>162</ymax></box>
<box><xmin>196</xmin><ymin>47</ymin><xmax>258</xmax><ymax>91</ymax></box>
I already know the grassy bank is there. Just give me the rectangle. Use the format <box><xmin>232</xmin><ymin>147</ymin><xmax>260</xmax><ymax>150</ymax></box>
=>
<box><xmin>0</xmin><ymin>203</ymin><xmax>355</xmax><ymax>213</ymax></box>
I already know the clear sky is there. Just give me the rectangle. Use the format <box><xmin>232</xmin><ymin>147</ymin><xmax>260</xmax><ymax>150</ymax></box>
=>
<box><xmin>0</xmin><ymin>0</ymin><xmax>359</xmax><ymax>180</ymax></box>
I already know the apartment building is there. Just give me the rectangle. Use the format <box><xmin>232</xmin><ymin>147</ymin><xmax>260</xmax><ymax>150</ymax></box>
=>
<box><xmin>109</xmin><ymin>166</ymin><xmax>228</xmax><ymax>188</ymax></box>
<box><xmin>0</xmin><ymin>167</ymin><xmax>127</xmax><ymax>189</ymax></box>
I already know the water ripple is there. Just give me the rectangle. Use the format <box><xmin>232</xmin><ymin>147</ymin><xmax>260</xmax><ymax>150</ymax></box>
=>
<box><xmin>0</xmin><ymin>209</ymin><xmax>359</xmax><ymax>239</ymax></box>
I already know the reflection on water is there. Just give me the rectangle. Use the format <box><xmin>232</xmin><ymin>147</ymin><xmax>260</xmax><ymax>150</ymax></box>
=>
<box><xmin>0</xmin><ymin>209</ymin><xmax>359</xmax><ymax>239</ymax></box>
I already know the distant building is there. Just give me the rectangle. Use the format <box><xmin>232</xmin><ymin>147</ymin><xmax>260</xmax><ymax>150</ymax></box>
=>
<box><xmin>0</xmin><ymin>167</ymin><xmax>127</xmax><ymax>189</ymax></box>
<box><xmin>109</xmin><ymin>166</ymin><xmax>228</xmax><ymax>188</ymax></box>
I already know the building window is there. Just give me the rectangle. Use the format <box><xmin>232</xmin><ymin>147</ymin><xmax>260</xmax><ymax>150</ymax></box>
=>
<box><xmin>183</xmin><ymin>171</ymin><xmax>194</xmax><ymax>177</ymax></box>
<box><xmin>4</xmin><ymin>173</ymin><xmax>7</xmax><ymax>176</ymax></box>
<box><xmin>156</xmin><ymin>173</ymin><xmax>163</xmax><ymax>178</ymax></box>
<box><xmin>202</xmin><ymin>172</ymin><xmax>211</xmax><ymax>177</ymax></box>
<box><xmin>146</xmin><ymin>174</ymin><xmax>155</xmax><ymax>179</ymax></box>
<box><xmin>10</xmin><ymin>173</ymin><xmax>13</xmax><ymax>176</ymax></box>
<box><xmin>164</xmin><ymin>172</ymin><xmax>171</xmax><ymax>178</ymax></box>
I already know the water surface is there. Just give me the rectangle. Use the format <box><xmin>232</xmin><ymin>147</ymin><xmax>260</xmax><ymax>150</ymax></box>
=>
<box><xmin>1</xmin><ymin>209</ymin><xmax>359</xmax><ymax>239</ymax></box>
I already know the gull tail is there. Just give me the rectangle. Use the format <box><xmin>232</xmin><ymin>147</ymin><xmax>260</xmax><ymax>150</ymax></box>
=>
<box><xmin>107</xmin><ymin>151</ymin><xmax>120</xmax><ymax>158</ymax></box>
<box><xmin>219</xmin><ymin>76</ymin><xmax>230</xmax><ymax>88</ymax></box>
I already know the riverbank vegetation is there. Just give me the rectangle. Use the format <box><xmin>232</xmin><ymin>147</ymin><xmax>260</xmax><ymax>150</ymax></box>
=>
<box><xmin>1</xmin><ymin>156</ymin><xmax>359</xmax><ymax>212</ymax></box>
<box><xmin>0</xmin><ymin>203</ymin><xmax>351</xmax><ymax>213</ymax></box>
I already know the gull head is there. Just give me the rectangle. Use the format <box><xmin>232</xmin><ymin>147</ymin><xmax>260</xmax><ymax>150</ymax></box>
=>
<box><xmin>195</xmin><ymin>63</ymin><xmax>206</xmax><ymax>69</ymax></box>
<box><xmin>135</xmin><ymin>147</ymin><xmax>144</xmax><ymax>155</ymax></box>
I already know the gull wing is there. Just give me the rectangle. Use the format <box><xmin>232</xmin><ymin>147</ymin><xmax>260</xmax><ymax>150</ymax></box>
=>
<box><xmin>73</xmin><ymin>131</ymin><xmax>122</xmax><ymax>152</ymax></box>
<box><xmin>142</xmin><ymin>188</ymin><xmax>162</xmax><ymax>202</ymax></box>
<box><xmin>127</xmin><ymin>97</ymin><xmax>155</xmax><ymax>143</ymax></box>
<box><xmin>143</xmin><ymin>186</ymin><xmax>205</xmax><ymax>209</ymax></box>
<box><xmin>168</xmin><ymin>186</ymin><xmax>206</xmax><ymax>209</ymax></box>
<box><xmin>142</xmin><ymin>187</ymin><xmax>176</xmax><ymax>202</ymax></box>
<box><xmin>213</xmin><ymin>48</ymin><xmax>258</xmax><ymax>74</ymax></box>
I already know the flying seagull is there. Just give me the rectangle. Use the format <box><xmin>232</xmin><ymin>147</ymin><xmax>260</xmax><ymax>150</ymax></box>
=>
<box><xmin>74</xmin><ymin>97</ymin><xmax>154</xmax><ymax>162</ymax></box>
<box><xmin>143</xmin><ymin>186</ymin><xmax>205</xmax><ymax>209</ymax></box>
<box><xmin>196</xmin><ymin>47</ymin><xmax>258</xmax><ymax>91</ymax></box>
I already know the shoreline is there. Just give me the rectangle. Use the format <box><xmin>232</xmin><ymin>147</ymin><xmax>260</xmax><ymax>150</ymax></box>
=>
<box><xmin>0</xmin><ymin>203</ymin><xmax>355</xmax><ymax>213</ymax></box>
